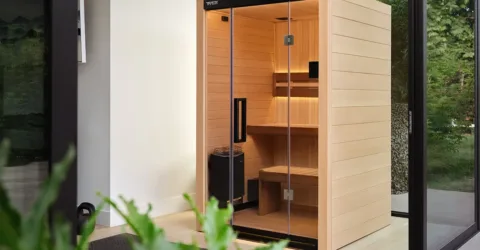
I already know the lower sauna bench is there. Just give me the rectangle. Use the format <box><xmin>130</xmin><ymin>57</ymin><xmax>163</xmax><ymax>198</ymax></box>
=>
<box><xmin>258</xmin><ymin>166</ymin><xmax>317</xmax><ymax>215</ymax></box>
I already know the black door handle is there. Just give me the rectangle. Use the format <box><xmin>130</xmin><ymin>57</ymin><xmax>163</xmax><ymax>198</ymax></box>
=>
<box><xmin>234</xmin><ymin>98</ymin><xmax>247</xmax><ymax>143</ymax></box>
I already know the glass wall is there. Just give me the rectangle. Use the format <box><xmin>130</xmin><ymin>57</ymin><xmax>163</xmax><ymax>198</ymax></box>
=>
<box><xmin>0</xmin><ymin>0</ymin><xmax>47</xmax><ymax>214</ymax></box>
<box><xmin>426</xmin><ymin>0</ymin><xmax>476</xmax><ymax>249</ymax></box>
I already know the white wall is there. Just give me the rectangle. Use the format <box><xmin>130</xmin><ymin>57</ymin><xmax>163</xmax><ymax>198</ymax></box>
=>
<box><xmin>108</xmin><ymin>0</ymin><xmax>197</xmax><ymax>226</ymax></box>
<box><xmin>77</xmin><ymin>0</ymin><xmax>111</xmax><ymax>225</ymax></box>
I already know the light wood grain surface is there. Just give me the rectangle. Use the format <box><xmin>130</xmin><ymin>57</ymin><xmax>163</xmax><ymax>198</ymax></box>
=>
<box><xmin>330</xmin><ymin>0</ymin><xmax>392</xmax><ymax>248</ymax></box>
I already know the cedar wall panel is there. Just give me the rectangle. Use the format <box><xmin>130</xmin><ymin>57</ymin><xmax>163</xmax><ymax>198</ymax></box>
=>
<box><xmin>330</xmin><ymin>0</ymin><xmax>392</xmax><ymax>249</ymax></box>
<box><xmin>206</xmin><ymin>12</ymin><xmax>276</xmax><ymax>199</ymax></box>
<box><xmin>275</xmin><ymin>19</ymin><xmax>319</xmax><ymax>72</ymax></box>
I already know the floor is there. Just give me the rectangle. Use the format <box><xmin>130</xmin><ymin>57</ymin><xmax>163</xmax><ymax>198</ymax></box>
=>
<box><xmin>460</xmin><ymin>233</ymin><xmax>480</xmax><ymax>250</ymax></box>
<box><xmin>90</xmin><ymin>211</ymin><xmax>266</xmax><ymax>250</ymax></box>
<box><xmin>392</xmin><ymin>193</ymin><xmax>408</xmax><ymax>214</ymax></box>
<box><xmin>426</xmin><ymin>189</ymin><xmax>475</xmax><ymax>228</ymax></box>
<box><xmin>90</xmin><ymin>210</ymin><xmax>480</xmax><ymax>249</ymax></box>
<box><xmin>233</xmin><ymin>208</ymin><xmax>317</xmax><ymax>238</ymax></box>
<box><xmin>341</xmin><ymin>216</ymin><xmax>408</xmax><ymax>250</ymax></box>
<box><xmin>90</xmin><ymin>211</ymin><xmax>409</xmax><ymax>250</ymax></box>
<box><xmin>392</xmin><ymin>189</ymin><xmax>477</xmax><ymax>250</ymax></box>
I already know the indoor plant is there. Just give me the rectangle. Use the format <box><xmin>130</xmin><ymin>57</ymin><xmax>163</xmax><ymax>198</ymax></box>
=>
<box><xmin>0</xmin><ymin>139</ymin><xmax>288</xmax><ymax>250</ymax></box>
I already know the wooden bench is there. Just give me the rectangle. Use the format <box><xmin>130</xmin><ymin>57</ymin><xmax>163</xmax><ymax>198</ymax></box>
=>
<box><xmin>258</xmin><ymin>166</ymin><xmax>318</xmax><ymax>215</ymax></box>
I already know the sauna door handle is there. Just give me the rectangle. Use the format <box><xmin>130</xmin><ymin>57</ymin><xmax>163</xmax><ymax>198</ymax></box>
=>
<box><xmin>234</xmin><ymin>98</ymin><xmax>247</xmax><ymax>143</ymax></box>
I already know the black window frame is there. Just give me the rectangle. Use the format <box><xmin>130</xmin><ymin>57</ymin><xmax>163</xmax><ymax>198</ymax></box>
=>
<box><xmin>46</xmin><ymin>0</ymin><xmax>78</xmax><ymax>243</ymax></box>
<box><xmin>408</xmin><ymin>0</ymin><xmax>480</xmax><ymax>249</ymax></box>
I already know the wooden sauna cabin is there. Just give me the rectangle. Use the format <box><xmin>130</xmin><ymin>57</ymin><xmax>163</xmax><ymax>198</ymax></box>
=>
<box><xmin>196</xmin><ymin>0</ymin><xmax>392</xmax><ymax>249</ymax></box>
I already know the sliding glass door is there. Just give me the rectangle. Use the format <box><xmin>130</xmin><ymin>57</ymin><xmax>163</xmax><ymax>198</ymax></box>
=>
<box><xmin>0</xmin><ymin>0</ymin><xmax>48</xmax><ymax>215</ymax></box>
<box><xmin>426</xmin><ymin>0</ymin><xmax>477</xmax><ymax>249</ymax></box>
<box><xmin>410</xmin><ymin>0</ymin><xmax>479</xmax><ymax>249</ymax></box>
<box><xmin>0</xmin><ymin>0</ymin><xmax>78</xmax><ymax>242</ymax></box>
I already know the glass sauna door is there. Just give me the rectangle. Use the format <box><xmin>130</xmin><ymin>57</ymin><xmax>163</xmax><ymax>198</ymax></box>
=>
<box><xmin>285</xmin><ymin>0</ymin><xmax>319</xmax><ymax>240</ymax></box>
<box><xmin>228</xmin><ymin>2</ymin><xmax>292</xmax><ymax>238</ymax></box>
<box><xmin>205</xmin><ymin>0</ymin><xmax>321</xmax><ymax>246</ymax></box>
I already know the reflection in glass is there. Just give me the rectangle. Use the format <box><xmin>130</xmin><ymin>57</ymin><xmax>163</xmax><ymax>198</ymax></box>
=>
<box><xmin>426</xmin><ymin>1</ymin><xmax>475</xmax><ymax>249</ymax></box>
<box><xmin>381</xmin><ymin>0</ymin><xmax>410</xmax><ymax>214</ymax></box>
<box><xmin>0</xmin><ymin>0</ymin><xmax>47</xmax><ymax>214</ymax></box>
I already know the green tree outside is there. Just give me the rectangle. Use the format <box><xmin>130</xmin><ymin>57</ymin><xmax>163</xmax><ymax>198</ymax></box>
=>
<box><xmin>380</xmin><ymin>0</ymin><xmax>476</xmax><ymax>191</ymax></box>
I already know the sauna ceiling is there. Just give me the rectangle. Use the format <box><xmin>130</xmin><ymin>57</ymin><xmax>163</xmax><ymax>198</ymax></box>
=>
<box><xmin>217</xmin><ymin>0</ymin><xmax>318</xmax><ymax>22</ymax></box>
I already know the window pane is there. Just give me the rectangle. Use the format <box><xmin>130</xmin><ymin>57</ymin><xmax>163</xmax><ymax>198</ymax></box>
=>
<box><xmin>0</xmin><ymin>0</ymin><xmax>47</xmax><ymax>214</ymax></box>
<box><xmin>386</xmin><ymin>0</ymin><xmax>410</xmax><ymax>214</ymax></box>
<box><xmin>426</xmin><ymin>0</ymin><xmax>476</xmax><ymax>249</ymax></box>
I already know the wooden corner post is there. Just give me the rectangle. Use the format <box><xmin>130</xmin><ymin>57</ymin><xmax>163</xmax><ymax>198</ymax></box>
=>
<box><xmin>318</xmin><ymin>0</ymin><xmax>332</xmax><ymax>249</ymax></box>
<box><xmin>196</xmin><ymin>0</ymin><xmax>207</xmax><ymax>231</ymax></box>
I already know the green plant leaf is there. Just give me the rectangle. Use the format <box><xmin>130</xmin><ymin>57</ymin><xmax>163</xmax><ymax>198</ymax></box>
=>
<box><xmin>254</xmin><ymin>240</ymin><xmax>289</xmax><ymax>250</ymax></box>
<box><xmin>100</xmin><ymin>194</ymin><xmax>169</xmax><ymax>250</ymax></box>
<box><xmin>203</xmin><ymin>198</ymin><xmax>237</xmax><ymax>250</ymax></box>
<box><xmin>52</xmin><ymin>215</ymin><xmax>74</xmax><ymax>250</ymax></box>
<box><xmin>76</xmin><ymin>202</ymin><xmax>106</xmax><ymax>250</ymax></box>
<box><xmin>174</xmin><ymin>242</ymin><xmax>201</xmax><ymax>250</ymax></box>
<box><xmin>19</xmin><ymin>145</ymin><xmax>76</xmax><ymax>250</ymax></box>
<box><xmin>0</xmin><ymin>139</ymin><xmax>21</xmax><ymax>250</ymax></box>
<box><xmin>98</xmin><ymin>193</ymin><xmax>142</xmax><ymax>237</ymax></box>
<box><xmin>183</xmin><ymin>194</ymin><xmax>204</xmax><ymax>226</ymax></box>
<box><xmin>184</xmin><ymin>194</ymin><xmax>237</xmax><ymax>250</ymax></box>
<box><xmin>118</xmin><ymin>196</ymin><xmax>161</xmax><ymax>242</ymax></box>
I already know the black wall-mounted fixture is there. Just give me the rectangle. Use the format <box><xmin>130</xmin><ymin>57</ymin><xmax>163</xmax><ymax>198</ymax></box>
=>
<box><xmin>234</xmin><ymin>98</ymin><xmax>247</xmax><ymax>143</ymax></box>
<box><xmin>309</xmin><ymin>61</ymin><xmax>319</xmax><ymax>79</ymax></box>
<box><xmin>221</xmin><ymin>15</ymin><xmax>229</xmax><ymax>22</ymax></box>
<box><xmin>204</xmin><ymin>0</ymin><xmax>303</xmax><ymax>11</ymax></box>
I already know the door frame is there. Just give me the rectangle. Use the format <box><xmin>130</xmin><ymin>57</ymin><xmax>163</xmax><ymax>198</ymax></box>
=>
<box><xmin>46</xmin><ymin>0</ymin><xmax>78</xmax><ymax>243</ymax></box>
<box><xmin>408</xmin><ymin>0</ymin><xmax>427</xmax><ymax>248</ymax></box>
<box><xmin>408</xmin><ymin>0</ymin><xmax>480</xmax><ymax>249</ymax></box>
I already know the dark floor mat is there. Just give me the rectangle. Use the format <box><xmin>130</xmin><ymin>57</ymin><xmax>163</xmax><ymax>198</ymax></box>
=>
<box><xmin>88</xmin><ymin>234</ymin><xmax>207</xmax><ymax>250</ymax></box>
<box><xmin>89</xmin><ymin>234</ymin><xmax>138</xmax><ymax>250</ymax></box>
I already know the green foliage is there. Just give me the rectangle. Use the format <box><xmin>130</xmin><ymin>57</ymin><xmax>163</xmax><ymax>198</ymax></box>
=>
<box><xmin>1</xmin><ymin>19</ymin><xmax>47</xmax><ymax>166</ymax></box>
<box><xmin>184</xmin><ymin>195</ymin><xmax>236</xmax><ymax>250</ymax></box>
<box><xmin>101</xmin><ymin>195</ymin><xmax>177</xmax><ymax>250</ymax></box>
<box><xmin>0</xmin><ymin>139</ymin><xmax>288</xmax><ymax>249</ymax></box>
<box><xmin>428</xmin><ymin>135</ymin><xmax>475</xmax><ymax>191</ymax></box>
<box><xmin>426</xmin><ymin>0</ymin><xmax>475</xmax><ymax>154</ymax></box>
<box><xmin>0</xmin><ymin>139</ymin><xmax>101</xmax><ymax>250</ymax></box>
<box><xmin>425</xmin><ymin>0</ymin><xmax>476</xmax><ymax>190</ymax></box>
<box><xmin>380</xmin><ymin>0</ymin><xmax>476</xmax><ymax>189</ymax></box>
<box><xmin>0</xmin><ymin>140</ymin><xmax>21</xmax><ymax>248</ymax></box>
<box><xmin>379</xmin><ymin>0</ymin><xmax>409</xmax><ymax>103</ymax></box>
<box><xmin>101</xmin><ymin>193</ymin><xmax>288</xmax><ymax>250</ymax></box>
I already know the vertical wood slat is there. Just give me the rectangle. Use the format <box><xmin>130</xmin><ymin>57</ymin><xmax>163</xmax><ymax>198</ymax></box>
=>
<box><xmin>318</xmin><ymin>0</ymin><xmax>333</xmax><ymax>249</ymax></box>
<box><xmin>196</xmin><ymin>0</ymin><xmax>206</xmax><ymax>231</ymax></box>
